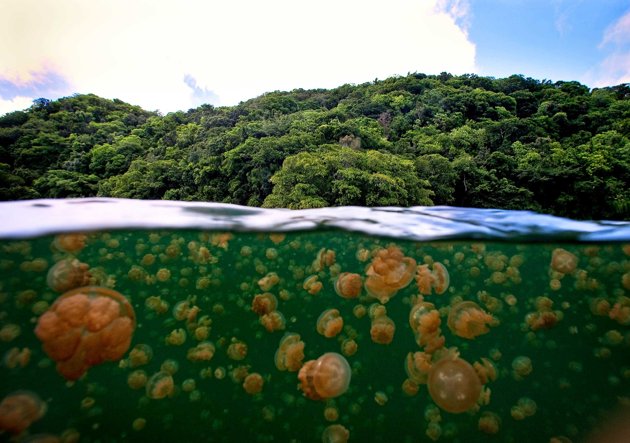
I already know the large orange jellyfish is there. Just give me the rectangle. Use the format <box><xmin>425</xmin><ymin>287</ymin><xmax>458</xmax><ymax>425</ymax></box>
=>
<box><xmin>364</xmin><ymin>246</ymin><xmax>416</xmax><ymax>304</ymax></box>
<box><xmin>46</xmin><ymin>259</ymin><xmax>91</xmax><ymax>293</ymax></box>
<box><xmin>298</xmin><ymin>352</ymin><xmax>351</xmax><ymax>400</ymax></box>
<box><xmin>447</xmin><ymin>301</ymin><xmax>497</xmax><ymax>339</ymax></box>
<box><xmin>0</xmin><ymin>391</ymin><xmax>46</xmax><ymax>435</ymax></box>
<box><xmin>334</xmin><ymin>272</ymin><xmax>362</xmax><ymax>299</ymax></box>
<box><xmin>427</xmin><ymin>349</ymin><xmax>482</xmax><ymax>413</ymax></box>
<box><xmin>34</xmin><ymin>286</ymin><xmax>135</xmax><ymax>380</ymax></box>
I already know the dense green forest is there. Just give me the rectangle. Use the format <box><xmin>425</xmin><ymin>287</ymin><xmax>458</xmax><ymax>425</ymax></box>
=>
<box><xmin>1</xmin><ymin>73</ymin><xmax>629</xmax><ymax>219</ymax></box>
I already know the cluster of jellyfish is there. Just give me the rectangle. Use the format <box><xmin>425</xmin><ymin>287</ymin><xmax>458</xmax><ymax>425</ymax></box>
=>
<box><xmin>0</xmin><ymin>228</ymin><xmax>629</xmax><ymax>442</ymax></box>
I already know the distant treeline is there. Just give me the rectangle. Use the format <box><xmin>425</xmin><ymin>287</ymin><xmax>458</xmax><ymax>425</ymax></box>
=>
<box><xmin>1</xmin><ymin>73</ymin><xmax>629</xmax><ymax>219</ymax></box>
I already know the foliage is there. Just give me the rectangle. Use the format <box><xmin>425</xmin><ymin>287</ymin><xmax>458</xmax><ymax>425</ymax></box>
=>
<box><xmin>1</xmin><ymin>75</ymin><xmax>629</xmax><ymax>219</ymax></box>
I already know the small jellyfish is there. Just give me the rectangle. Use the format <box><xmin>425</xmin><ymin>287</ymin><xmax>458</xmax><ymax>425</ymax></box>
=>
<box><xmin>409</xmin><ymin>302</ymin><xmax>445</xmax><ymax>353</ymax></box>
<box><xmin>0</xmin><ymin>391</ymin><xmax>46</xmax><ymax>435</ymax></box>
<box><xmin>416</xmin><ymin>262</ymin><xmax>450</xmax><ymax>295</ymax></box>
<box><xmin>274</xmin><ymin>333</ymin><xmax>305</xmax><ymax>372</ymax></box>
<box><xmin>550</xmin><ymin>248</ymin><xmax>578</xmax><ymax>274</ymax></box>
<box><xmin>334</xmin><ymin>273</ymin><xmax>362</xmax><ymax>299</ymax></box>
<box><xmin>127</xmin><ymin>370</ymin><xmax>148</xmax><ymax>390</ymax></box>
<box><xmin>370</xmin><ymin>315</ymin><xmax>395</xmax><ymax>345</ymax></box>
<box><xmin>427</xmin><ymin>349</ymin><xmax>482</xmax><ymax>413</ymax></box>
<box><xmin>128</xmin><ymin>344</ymin><xmax>153</xmax><ymax>367</ymax></box>
<box><xmin>317</xmin><ymin>309</ymin><xmax>344</xmax><ymax>338</ymax></box>
<box><xmin>364</xmin><ymin>246</ymin><xmax>416</xmax><ymax>304</ymax></box>
<box><xmin>298</xmin><ymin>352</ymin><xmax>351</xmax><ymax>400</ymax></box>
<box><xmin>252</xmin><ymin>293</ymin><xmax>278</xmax><ymax>316</ymax></box>
<box><xmin>260</xmin><ymin>311</ymin><xmax>286</xmax><ymax>332</ymax></box>
<box><xmin>187</xmin><ymin>341</ymin><xmax>216</xmax><ymax>362</ymax></box>
<box><xmin>227</xmin><ymin>340</ymin><xmax>248</xmax><ymax>361</ymax></box>
<box><xmin>34</xmin><ymin>286</ymin><xmax>135</xmax><ymax>380</ymax></box>
<box><xmin>478</xmin><ymin>411</ymin><xmax>501</xmax><ymax>434</ymax></box>
<box><xmin>511</xmin><ymin>356</ymin><xmax>533</xmax><ymax>380</ymax></box>
<box><xmin>303</xmin><ymin>275</ymin><xmax>323</xmax><ymax>295</ymax></box>
<box><xmin>146</xmin><ymin>371</ymin><xmax>174</xmax><ymax>399</ymax></box>
<box><xmin>258</xmin><ymin>272</ymin><xmax>280</xmax><ymax>291</ymax></box>
<box><xmin>46</xmin><ymin>259</ymin><xmax>91</xmax><ymax>293</ymax></box>
<box><xmin>53</xmin><ymin>233</ymin><xmax>87</xmax><ymax>254</ymax></box>
<box><xmin>447</xmin><ymin>301</ymin><xmax>497</xmax><ymax>339</ymax></box>
<box><xmin>243</xmin><ymin>373</ymin><xmax>264</xmax><ymax>395</ymax></box>
<box><xmin>321</xmin><ymin>424</ymin><xmax>349</xmax><ymax>443</ymax></box>
<box><xmin>340</xmin><ymin>338</ymin><xmax>358</xmax><ymax>357</ymax></box>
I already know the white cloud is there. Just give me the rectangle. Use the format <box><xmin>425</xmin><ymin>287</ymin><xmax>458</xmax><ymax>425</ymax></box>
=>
<box><xmin>0</xmin><ymin>96</ymin><xmax>33</xmax><ymax>116</ymax></box>
<box><xmin>0</xmin><ymin>0</ymin><xmax>476</xmax><ymax>114</ymax></box>
<box><xmin>585</xmin><ymin>9</ymin><xmax>630</xmax><ymax>87</ymax></box>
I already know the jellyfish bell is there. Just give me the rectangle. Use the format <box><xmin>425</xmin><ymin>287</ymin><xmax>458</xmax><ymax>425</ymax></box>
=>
<box><xmin>46</xmin><ymin>259</ymin><xmax>91</xmax><ymax>293</ymax></box>
<box><xmin>298</xmin><ymin>352</ymin><xmax>351</xmax><ymax>401</ymax></box>
<box><xmin>317</xmin><ymin>309</ymin><xmax>344</xmax><ymax>338</ymax></box>
<box><xmin>321</xmin><ymin>424</ymin><xmax>349</xmax><ymax>443</ymax></box>
<box><xmin>364</xmin><ymin>246</ymin><xmax>416</xmax><ymax>304</ymax></box>
<box><xmin>447</xmin><ymin>301</ymin><xmax>496</xmax><ymax>339</ymax></box>
<box><xmin>34</xmin><ymin>286</ymin><xmax>135</xmax><ymax>380</ymax></box>
<box><xmin>0</xmin><ymin>391</ymin><xmax>46</xmax><ymax>435</ymax></box>
<box><xmin>550</xmin><ymin>248</ymin><xmax>578</xmax><ymax>274</ymax></box>
<box><xmin>146</xmin><ymin>371</ymin><xmax>174</xmax><ymax>399</ymax></box>
<box><xmin>334</xmin><ymin>272</ymin><xmax>362</xmax><ymax>299</ymax></box>
<box><xmin>427</xmin><ymin>350</ymin><xmax>482</xmax><ymax>413</ymax></box>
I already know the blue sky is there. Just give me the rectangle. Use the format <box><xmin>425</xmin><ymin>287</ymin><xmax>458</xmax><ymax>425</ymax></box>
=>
<box><xmin>0</xmin><ymin>0</ymin><xmax>628</xmax><ymax>116</ymax></box>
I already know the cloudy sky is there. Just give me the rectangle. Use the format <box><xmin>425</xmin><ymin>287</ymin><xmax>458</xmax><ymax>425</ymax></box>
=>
<box><xmin>1</xmin><ymin>0</ymin><xmax>629</xmax><ymax>116</ymax></box>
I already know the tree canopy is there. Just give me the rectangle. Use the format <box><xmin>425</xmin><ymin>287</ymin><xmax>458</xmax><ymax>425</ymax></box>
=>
<box><xmin>1</xmin><ymin>75</ymin><xmax>629</xmax><ymax>220</ymax></box>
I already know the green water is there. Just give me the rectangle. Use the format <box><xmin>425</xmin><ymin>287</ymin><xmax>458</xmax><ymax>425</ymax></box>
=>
<box><xmin>0</xmin><ymin>230</ymin><xmax>629</xmax><ymax>442</ymax></box>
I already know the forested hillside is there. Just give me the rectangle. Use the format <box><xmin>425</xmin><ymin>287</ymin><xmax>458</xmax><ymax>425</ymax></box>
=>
<box><xmin>1</xmin><ymin>73</ymin><xmax>629</xmax><ymax>219</ymax></box>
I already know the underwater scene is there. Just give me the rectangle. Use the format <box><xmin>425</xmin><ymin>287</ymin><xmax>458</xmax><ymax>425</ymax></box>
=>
<box><xmin>0</xmin><ymin>200</ymin><xmax>629</xmax><ymax>443</ymax></box>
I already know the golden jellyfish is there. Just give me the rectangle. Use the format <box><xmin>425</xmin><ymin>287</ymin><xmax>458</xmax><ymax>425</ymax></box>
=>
<box><xmin>416</xmin><ymin>263</ymin><xmax>450</xmax><ymax>296</ymax></box>
<box><xmin>187</xmin><ymin>341</ymin><xmax>216</xmax><ymax>362</ymax></box>
<box><xmin>0</xmin><ymin>391</ymin><xmax>46</xmax><ymax>435</ymax></box>
<box><xmin>46</xmin><ymin>259</ymin><xmax>91</xmax><ymax>293</ymax></box>
<box><xmin>258</xmin><ymin>272</ymin><xmax>280</xmax><ymax>291</ymax></box>
<box><xmin>317</xmin><ymin>309</ymin><xmax>344</xmax><ymax>338</ymax></box>
<box><xmin>252</xmin><ymin>293</ymin><xmax>278</xmax><ymax>316</ymax></box>
<box><xmin>405</xmin><ymin>351</ymin><xmax>432</xmax><ymax>384</ymax></box>
<box><xmin>370</xmin><ymin>315</ymin><xmax>396</xmax><ymax>345</ymax></box>
<box><xmin>473</xmin><ymin>358</ymin><xmax>497</xmax><ymax>384</ymax></box>
<box><xmin>550</xmin><ymin>248</ymin><xmax>578</xmax><ymax>274</ymax></box>
<box><xmin>340</xmin><ymin>339</ymin><xmax>358</xmax><ymax>357</ymax></box>
<box><xmin>303</xmin><ymin>275</ymin><xmax>323</xmax><ymax>295</ymax></box>
<box><xmin>427</xmin><ymin>349</ymin><xmax>482</xmax><ymax>413</ymax></box>
<box><xmin>312</xmin><ymin>248</ymin><xmax>336</xmax><ymax>272</ymax></box>
<box><xmin>298</xmin><ymin>352</ymin><xmax>351</xmax><ymax>401</ymax></box>
<box><xmin>34</xmin><ymin>286</ymin><xmax>135</xmax><ymax>380</ymax></box>
<box><xmin>242</xmin><ymin>373</ymin><xmax>264</xmax><ymax>395</ymax></box>
<box><xmin>127</xmin><ymin>370</ymin><xmax>148</xmax><ymax>389</ymax></box>
<box><xmin>260</xmin><ymin>311</ymin><xmax>286</xmax><ymax>332</ymax></box>
<box><xmin>321</xmin><ymin>424</ymin><xmax>349</xmax><ymax>443</ymax></box>
<box><xmin>146</xmin><ymin>371</ymin><xmax>174</xmax><ymax>399</ymax></box>
<box><xmin>511</xmin><ymin>356</ymin><xmax>533</xmax><ymax>380</ymax></box>
<box><xmin>478</xmin><ymin>411</ymin><xmax>501</xmax><ymax>434</ymax></box>
<box><xmin>409</xmin><ymin>302</ymin><xmax>445</xmax><ymax>353</ymax></box>
<box><xmin>128</xmin><ymin>344</ymin><xmax>153</xmax><ymax>367</ymax></box>
<box><xmin>447</xmin><ymin>301</ymin><xmax>497</xmax><ymax>339</ymax></box>
<box><xmin>609</xmin><ymin>296</ymin><xmax>630</xmax><ymax>325</ymax></box>
<box><xmin>227</xmin><ymin>340</ymin><xmax>248</xmax><ymax>361</ymax></box>
<box><xmin>364</xmin><ymin>245</ymin><xmax>416</xmax><ymax>304</ymax></box>
<box><xmin>274</xmin><ymin>333</ymin><xmax>305</xmax><ymax>372</ymax></box>
<box><xmin>334</xmin><ymin>272</ymin><xmax>362</xmax><ymax>299</ymax></box>
<box><xmin>53</xmin><ymin>233</ymin><xmax>87</xmax><ymax>254</ymax></box>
